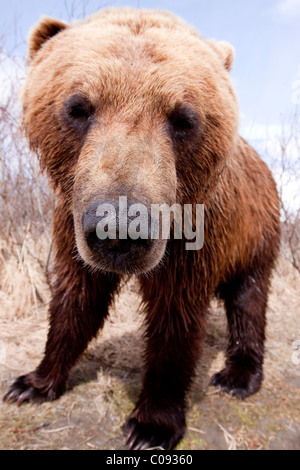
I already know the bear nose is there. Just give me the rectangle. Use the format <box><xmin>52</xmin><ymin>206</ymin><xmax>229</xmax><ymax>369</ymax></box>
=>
<box><xmin>82</xmin><ymin>201</ymin><xmax>153</xmax><ymax>258</ymax></box>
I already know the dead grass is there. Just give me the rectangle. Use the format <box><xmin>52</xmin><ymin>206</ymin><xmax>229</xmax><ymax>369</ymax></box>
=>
<box><xmin>0</xmin><ymin>234</ymin><xmax>50</xmax><ymax>319</ymax></box>
<box><xmin>0</xmin><ymin>254</ymin><xmax>299</xmax><ymax>450</ymax></box>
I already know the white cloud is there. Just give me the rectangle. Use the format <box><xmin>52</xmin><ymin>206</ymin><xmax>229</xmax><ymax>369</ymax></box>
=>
<box><xmin>274</xmin><ymin>0</ymin><xmax>300</xmax><ymax>21</ymax></box>
<box><xmin>0</xmin><ymin>52</ymin><xmax>25</xmax><ymax>116</ymax></box>
<box><xmin>240</xmin><ymin>121</ymin><xmax>281</xmax><ymax>144</ymax></box>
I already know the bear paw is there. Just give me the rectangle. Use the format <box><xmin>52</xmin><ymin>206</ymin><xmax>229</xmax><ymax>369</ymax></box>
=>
<box><xmin>3</xmin><ymin>373</ymin><xmax>65</xmax><ymax>406</ymax></box>
<box><xmin>125</xmin><ymin>407</ymin><xmax>186</xmax><ymax>450</ymax></box>
<box><xmin>211</xmin><ymin>365</ymin><xmax>263</xmax><ymax>399</ymax></box>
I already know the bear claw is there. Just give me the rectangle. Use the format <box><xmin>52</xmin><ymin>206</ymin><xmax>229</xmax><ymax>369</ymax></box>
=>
<box><xmin>125</xmin><ymin>416</ymin><xmax>185</xmax><ymax>451</ymax></box>
<box><xmin>3</xmin><ymin>374</ymin><xmax>63</xmax><ymax>405</ymax></box>
<box><xmin>3</xmin><ymin>375</ymin><xmax>35</xmax><ymax>405</ymax></box>
<box><xmin>211</xmin><ymin>366</ymin><xmax>262</xmax><ymax>400</ymax></box>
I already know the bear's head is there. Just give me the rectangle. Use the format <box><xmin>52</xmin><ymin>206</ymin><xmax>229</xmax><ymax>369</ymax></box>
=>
<box><xmin>23</xmin><ymin>8</ymin><xmax>239</xmax><ymax>274</ymax></box>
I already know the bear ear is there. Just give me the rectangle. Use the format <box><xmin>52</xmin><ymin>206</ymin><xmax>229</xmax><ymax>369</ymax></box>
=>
<box><xmin>28</xmin><ymin>16</ymin><xmax>68</xmax><ymax>60</ymax></box>
<box><xmin>207</xmin><ymin>40</ymin><xmax>235</xmax><ymax>72</ymax></box>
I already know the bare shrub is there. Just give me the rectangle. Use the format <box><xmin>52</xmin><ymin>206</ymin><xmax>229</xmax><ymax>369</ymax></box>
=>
<box><xmin>0</xmin><ymin>49</ymin><xmax>53</xmax><ymax>317</ymax></box>
<box><xmin>274</xmin><ymin>113</ymin><xmax>300</xmax><ymax>273</ymax></box>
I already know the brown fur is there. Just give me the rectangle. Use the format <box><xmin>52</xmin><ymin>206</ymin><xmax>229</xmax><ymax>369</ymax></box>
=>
<box><xmin>4</xmin><ymin>8</ymin><xmax>281</xmax><ymax>450</ymax></box>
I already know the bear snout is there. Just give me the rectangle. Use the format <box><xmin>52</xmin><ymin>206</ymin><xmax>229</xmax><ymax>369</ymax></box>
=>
<box><xmin>81</xmin><ymin>200</ymin><xmax>156</xmax><ymax>273</ymax></box>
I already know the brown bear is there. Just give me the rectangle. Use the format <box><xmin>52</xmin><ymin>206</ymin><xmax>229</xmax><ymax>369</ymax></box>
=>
<box><xmin>4</xmin><ymin>8</ymin><xmax>281</xmax><ymax>450</ymax></box>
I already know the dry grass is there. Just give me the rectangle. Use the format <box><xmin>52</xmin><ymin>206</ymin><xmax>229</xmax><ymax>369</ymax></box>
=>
<box><xmin>0</xmin><ymin>246</ymin><xmax>299</xmax><ymax>450</ymax></box>
<box><xmin>0</xmin><ymin>234</ymin><xmax>51</xmax><ymax>319</ymax></box>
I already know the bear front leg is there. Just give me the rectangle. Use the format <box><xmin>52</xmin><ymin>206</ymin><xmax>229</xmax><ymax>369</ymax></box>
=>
<box><xmin>3</xmin><ymin>208</ymin><xmax>120</xmax><ymax>405</ymax></box>
<box><xmin>4</xmin><ymin>271</ymin><xmax>120</xmax><ymax>405</ymax></box>
<box><xmin>125</xmin><ymin>274</ymin><xmax>207</xmax><ymax>450</ymax></box>
<box><xmin>212</xmin><ymin>263</ymin><xmax>272</xmax><ymax>399</ymax></box>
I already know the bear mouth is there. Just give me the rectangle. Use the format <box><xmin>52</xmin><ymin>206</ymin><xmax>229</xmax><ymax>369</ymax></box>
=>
<box><xmin>82</xmin><ymin>237</ymin><xmax>167</xmax><ymax>275</ymax></box>
<box><xmin>85</xmin><ymin>230</ymin><xmax>162</xmax><ymax>275</ymax></box>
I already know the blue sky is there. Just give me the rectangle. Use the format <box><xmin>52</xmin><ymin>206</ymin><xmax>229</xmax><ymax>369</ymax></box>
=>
<box><xmin>1</xmin><ymin>0</ymin><xmax>300</xmax><ymax>144</ymax></box>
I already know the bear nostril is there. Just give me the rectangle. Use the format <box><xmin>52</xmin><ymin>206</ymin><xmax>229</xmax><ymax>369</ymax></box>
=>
<box><xmin>85</xmin><ymin>231</ymin><xmax>102</xmax><ymax>250</ymax></box>
<box><xmin>82</xmin><ymin>202</ymin><xmax>101</xmax><ymax>236</ymax></box>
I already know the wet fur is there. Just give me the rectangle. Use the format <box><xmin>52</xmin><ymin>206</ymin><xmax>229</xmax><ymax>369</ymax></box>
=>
<box><xmin>4</xmin><ymin>8</ymin><xmax>281</xmax><ymax>450</ymax></box>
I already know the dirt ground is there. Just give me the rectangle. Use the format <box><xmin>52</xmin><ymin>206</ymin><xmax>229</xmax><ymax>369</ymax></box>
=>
<box><xmin>0</xmin><ymin>258</ymin><xmax>299</xmax><ymax>450</ymax></box>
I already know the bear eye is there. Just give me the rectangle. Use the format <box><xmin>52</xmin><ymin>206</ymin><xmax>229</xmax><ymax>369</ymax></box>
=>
<box><xmin>63</xmin><ymin>94</ymin><xmax>95</xmax><ymax>130</ymax></box>
<box><xmin>168</xmin><ymin>104</ymin><xmax>200</xmax><ymax>141</ymax></box>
